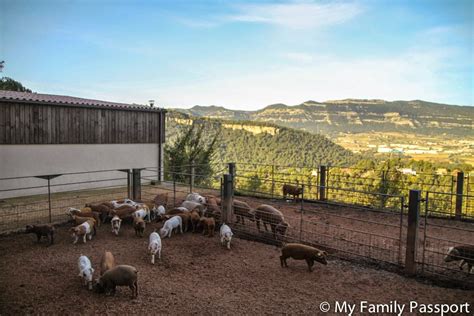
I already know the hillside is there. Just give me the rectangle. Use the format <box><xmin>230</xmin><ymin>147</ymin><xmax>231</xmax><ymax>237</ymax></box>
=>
<box><xmin>175</xmin><ymin>99</ymin><xmax>474</xmax><ymax>137</ymax></box>
<box><xmin>166</xmin><ymin>111</ymin><xmax>358</xmax><ymax>167</ymax></box>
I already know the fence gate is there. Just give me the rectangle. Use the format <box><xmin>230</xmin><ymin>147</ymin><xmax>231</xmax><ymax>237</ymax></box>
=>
<box><xmin>418</xmin><ymin>192</ymin><xmax>474</xmax><ymax>287</ymax></box>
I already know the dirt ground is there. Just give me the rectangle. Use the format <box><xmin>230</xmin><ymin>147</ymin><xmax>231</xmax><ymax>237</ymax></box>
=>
<box><xmin>0</xmin><ymin>219</ymin><xmax>473</xmax><ymax>315</ymax></box>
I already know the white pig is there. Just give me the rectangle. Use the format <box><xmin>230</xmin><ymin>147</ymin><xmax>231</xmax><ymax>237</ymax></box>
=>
<box><xmin>78</xmin><ymin>255</ymin><xmax>94</xmax><ymax>290</ymax></box>
<box><xmin>159</xmin><ymin>216</ymin><xmax>183</xmax><ymax>238</ymax></box>
<box><xmin>220</xmin><ymin>223</ymin><xmax>233</xmax><ymax>250</ymax></box>
<box><xmin>148</xmin><ymin>232</ymin><xmax>162</xmax><ymax>264</ymax></box>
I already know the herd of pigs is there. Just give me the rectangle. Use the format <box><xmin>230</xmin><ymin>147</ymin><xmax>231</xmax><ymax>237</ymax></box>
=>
<box><xmin>23</xmin><ymin>188</ymin><xmax>474</xmax><ymax>299</ymax></box>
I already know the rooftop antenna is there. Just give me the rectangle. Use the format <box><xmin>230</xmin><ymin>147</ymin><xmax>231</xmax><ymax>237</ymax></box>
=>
<box><xmin>0</xmin><ymin>61</ymin><xmax>4</xmax><ymax>72</ymax></box>
<box><xmin>149</xmin><ymin>99</ymin><xmax>155</xmax><ymax>108</ymax></box>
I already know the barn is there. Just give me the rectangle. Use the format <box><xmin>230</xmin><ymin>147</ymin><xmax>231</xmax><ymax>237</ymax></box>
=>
<box><xmin>0</xmin><ymin>90</ymin><xmax>165</xmax><ymax>199</ymax></box>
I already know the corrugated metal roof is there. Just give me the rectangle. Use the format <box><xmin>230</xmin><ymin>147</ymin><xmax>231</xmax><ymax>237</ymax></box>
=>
<box><xmin>0</xmin><ymin>90</ymin><xmax>163</xmax><ymax>112</ymax></box>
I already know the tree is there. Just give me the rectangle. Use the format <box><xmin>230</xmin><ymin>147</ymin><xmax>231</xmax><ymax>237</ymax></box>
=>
<box><xmin>164</xmin><ymin>123</ymin><xmax>219</xmax><ymax>186</ymax></box>
<box><xmin>0</xmin><ymin>77</ymin><xmax>32</xmax><ymax>92</ymax></box>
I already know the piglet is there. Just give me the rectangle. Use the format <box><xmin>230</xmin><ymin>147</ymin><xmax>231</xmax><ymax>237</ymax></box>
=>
<box><xmin>78</xmin><ymin>255</ymin><xmax>95</xmax><ymax>290</ymax></box>
<box><xmin>159</xmin><ymin>216</ymin><xmax>183</xmax><ymax>238</ymax></box>
<box><xmin>220</xmin><ymin>223</ymin><xmax>233</xmax><ymax>250</ymax></box>
<box><xmin>148</xmin><ymin>231</ymin><xmax>162</xmax><ymax>264</ymax></box>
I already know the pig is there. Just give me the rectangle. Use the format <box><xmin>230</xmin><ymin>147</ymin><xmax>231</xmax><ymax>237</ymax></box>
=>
<box><xmin>24</xmin><ymin>224</ymin><xmax>55</xmax><ymax>245</ymax></box>
<box><xmin>151</xmin><ymin>205</ymin><xmax>166</xmax><ymax>221</ymax></box>
<box><xmin>282</xmin><ymin>184</ymin><xmax>303</xmax><ymax>201</ymax></box>
<box><xmin>280</xmin><ymin>243</ymin><xmax>328</xmax><ymax>272</ymax></box>
<box><xmin>66</xmin><ymin>207</ymin><xmax>101</xmax><ymax>227</ymax></box>
<box><xmin>200</xmin><ymin>217</ymin><xmax>215</xmax><ymax>237</ymax></box>
<box><xmin>220</xmin><ymin>223</ymin><xmax>233</xmax><ymax>250</ymax></box>
<box><xmin>166</xmin><ymin>207</ymin><xmax>189</xmax><ymax>215</ymax></box>
<box><xmin>100</xmin><ymin>251</ymin><xmax>116</xmax><ymax>276</ymax></box>
<box><xmin>133</xmin><ymin>217</ymin><xmax>146</xmax><ymax>237</ymax></box>
<box><xmin>94</xmin><ymin>265</ymin><xmax>138</xmax><ymax>298</ymax></box>
<box><xmin>176</xmin><ymin>212</ymin><xmax>192</xmax><ymax>233</ymax></box>
<box><xmin>189</xmin><ymin>210</ymin><xmax>201</xmax><ymax>232</ymax></box>
<box><xmin>70</xmin><ymin>219</ymin><xmax>96</xmax><ymax>244</ymax></box>
<box><xmin>185</xmin><ymin>192</ymin><xmax>207</xmax><ymax>204</ymax></box>
<box><xmin>111</xmin><ymin>216</ymin><xmax>122</xmax><ymax>236</ymax></box>
<box><xmin>444</xmin><ymin>245</ymin><xmax>474</xmax><ymax>274</ymax></box>
<box><xmin>78</xmin><ymin>255</ymin><xmax>95</xmax><ymax>290</ymax></box>
<box><xmin>111</xmin><ymin>205</ymin><xmax>137</xmax><ymax>220</ymax></box>
<box><xmin>110</xmin><ymin>199</ymin><xmax>139</xmax><ymax>208</ymax></box>
<box><xmin>133</xmin><ymin>207</ymin><xmax>151</xmax><ymax>223</ymax></box>
<box><xmin>159</xmin><ymin>216</ymin><xmax>183</xmax><ymax>238</ymax></box>
<box><xmin>233</xmin><ymin>199</ymin><xmax>255</xmax><ymax>225</ymax></box>
<box><xmin>181</xmin><ymin>201</ymin><xmax>206</xmax><ymax>216</ymax></box>
<box><xmin>254</xmin><ymin>204</ymin><xmax>289</xmax><ymax>239</ymax></box>
<box><xmin>85</xmin><ymin>203</ymin><xmax>113</xmax><ymax>223</ymax></box>
<box><xmin>148</xmin><ymin>231</ymin><xmax>162</xmax><ymax>264</ymax></box>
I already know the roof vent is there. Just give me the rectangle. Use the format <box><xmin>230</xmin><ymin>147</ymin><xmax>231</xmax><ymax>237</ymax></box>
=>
<box><xmin>149</xmin><ymin>100</ymin><xmax>155</xmax><ymax>108</ymax></box>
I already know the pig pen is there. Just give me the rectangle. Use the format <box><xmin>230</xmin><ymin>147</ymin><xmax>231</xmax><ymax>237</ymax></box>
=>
<box><xmin>0</xmin><ymin>219</ymin><xmax>472</xmax><ymax>315</ymax></box>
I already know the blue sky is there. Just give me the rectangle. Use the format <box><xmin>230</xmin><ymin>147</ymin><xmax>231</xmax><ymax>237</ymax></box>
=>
<box><xmin>1</xmin><ymin>0</ymin><xmax>473</xmax><ymax>109</ymax></box>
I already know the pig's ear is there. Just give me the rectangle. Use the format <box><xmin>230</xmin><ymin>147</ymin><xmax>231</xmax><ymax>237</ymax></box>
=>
<box><xmin>78</xmin><ymin>272</ymin><xmax>83</xmax><ymax>277</ymax></box>
<box><xmin>90</xmin><ymin>268</ymin><xmax>95</xmax><ymax>274</ymax></box>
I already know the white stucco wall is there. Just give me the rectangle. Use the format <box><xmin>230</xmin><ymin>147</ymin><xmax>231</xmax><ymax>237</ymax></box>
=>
<box><xmin>0</xmin><ymin>144</ymin><xmax>160</xmax><ymax>198</ymax></box>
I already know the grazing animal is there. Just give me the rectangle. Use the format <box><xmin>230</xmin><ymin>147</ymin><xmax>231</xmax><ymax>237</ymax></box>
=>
<box><xmin>189</xmin><ymin>210</ymin><xmax>201</xmax><ymax>232</ymax></box>
<box><xmin>85</xmin><ymin>203</ymin><xmax>113</xmax><ymax>223</ymax></box>
<box><xmin>233</xmin><ymin>199</ymin><xmax>255</xmax><ymax>225</ymax></box>
<box><xmin>220</xmin><ymin>223</ymin><xmax>233</xmax><ymax>250</ymax></box>
<box><xmin>282</xmin><ymin>184</ymin><xmax>303</xmax><ymax>201</ymax></box>
<box><xmin>153</xmin><ymin>193</ymin><xmax>168</xmax><ymax>208</ymax></box>
<box><xmin>24</xmin><ymin>224</ymin><xmax>55</xmax><ymax>245</ymax></box>
<box><xmin>111</xmin><ymin>216</ymin><xmax>122</xmax><ymax>236</ymax></box>
<box><xmin>280</xmin><ymin>243</ymin><xmax>328</xmax><ymax>272</ymax></box>
<box><xmin>165</xmin><ymin>207</ymin><xmax>189</xmax><ymax>216</ymax></box>
<box><xmin>159</xmin><ymin>216</ymin><xmax>183</xmax><ymax>238</ymax></box>
<box><xmin>110</xmin><ymin>199</ymin><xmax>139</xmax><ymax>208</ymax></box>
<box><xmin>185</xmin><ymin>192</ymin><xmax>207</xmax><ymax>204</ymax></box>
<box><xmin>70</xmin><ymin>219</ymin><xmax>96</xmax><ymax>244</ymax></box>
<box><xmin>181</xmin><ymin>201</ymin><xmax>206</xmax><ymax>216</ymax></box>
<box><xmin>133</xmin><ymin>217</ymin><xmax>146</xmax><ymax>237</ymax></box>
<box><xmin>206</xmin><ymin>195</ymin><xmax>221</xmax><ymax>221</ymax></box>
<box><xmin>176</xmin><ymin>212</ymin><xmax>192</xmax><ymax>232</ymax></box>
<box><xmin>152</xmin><ymin>205</ymin><xmax>166</xmax><ymax>221</ymax></box>
<box><xmin>111</xmin><ymin>205</ymin><xmax>137</xmax><ymax>220</ymax></box>
<box><xmin>133</xmin><ymin>207</ymin><xmax>151</xmax><ymax>223</ymax></box>
<box><xmin>148</xmin><ymin>231</ymin><xmax>162</xmax><ymax>264</ymax></box>
<box><xmin>200</xmin><ymin>217</ymin><xmax>215</xmax><ymax>237</ymax></box>
<box><xmin>66</xmin><ymin>207</ymin><xmax>101</xmax><ymax>227</ymax></box>
<box><xmin>78</xmin><ymin>255</ymin><xmax>95</xmax><ymax>290</ymax></box>
<box><xmin>254</xmin><ymin>204</ymin><xmax>289</xmax><ymax>239</ymax></box>
<box><xmin>444</xmin><ymin>245</ymin><xmax>474</xmax><ymax>274</ymax></box>
<box><xmin>100</xmin><ymin>251</ymin><xmax>116</xmax><ymax>276</ymax></box>
<box><xmin>72</xmin><ymin>215</ymin><xmax>96</xmax><ymax>227</ymax></box>
<box><xmin>94</xmin><ymin>265</ymin><xmax>138</xmax><ymax>298</ymax></box>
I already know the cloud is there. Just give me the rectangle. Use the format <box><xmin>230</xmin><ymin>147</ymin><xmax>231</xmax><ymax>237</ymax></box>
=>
<box><xmin>226</xmin><ymin>1</ymin><xmax>364</xmax><ymax>29</ymax></box>
<box><xmin>177</xmin><ymin>1</ymin><xmax>364</xmax><ymax>30</ymax></box>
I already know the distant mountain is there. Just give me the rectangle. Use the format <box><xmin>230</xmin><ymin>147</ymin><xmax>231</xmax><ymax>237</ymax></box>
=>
<box><xmin>174</xmin><ymin>99</ymin><xmax>473</xmax><ymax>137</ymax></box>
<box><xmin>166</xmin><ymin>111</ymin><xmax>358</xmax><ymax>167</ymax></box>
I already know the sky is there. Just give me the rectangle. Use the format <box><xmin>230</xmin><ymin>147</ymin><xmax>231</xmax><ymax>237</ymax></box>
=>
<box><xmin>1</xmin><ymin>0</ymin><xmax>473</xmax><ymax>110</ymax></box>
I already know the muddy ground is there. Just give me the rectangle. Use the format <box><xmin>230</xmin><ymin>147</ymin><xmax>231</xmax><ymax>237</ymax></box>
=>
<box><xmin>0</xmin><ymin>217</ymin><xmax>472</xmax><ymax>315</ymax></box>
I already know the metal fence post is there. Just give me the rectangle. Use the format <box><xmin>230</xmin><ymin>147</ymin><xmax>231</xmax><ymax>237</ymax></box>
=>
<box><xmin>127</xmin><ymin>169</ymin><xmax>133</xmax><ymax>199</ymax></box>
<box><xmin>228</xmin><ymin>163</ymin><xmax>236</xmax><ymax>177</ymax></box>
<box><xmin>455</xmin><ymin>172</ymin><xmax>464</xmax><ymax>220</ymax></box>
<box><xmin>173</xmin><ymin>173</ymin><xmax>176</xmax><ymax>207</ymax></box>
<box><xmin>190</xmin><ymin>163</ymin><xmax>195</xmax><ymax>193</ymax></box>
<box><xmin>299</xmin><ymin>184</ymin><xmax>304</xmax><ymax>242</ymax></box>
<box><xmin>319</xmin><ymin>165</ymin><xmax>327</xmax><ymax>201</ymax></box>
<box><xmin>222</xmin><ymin>174</ymin><xmax>234</xmax><ymax>224</ymax></box>
<box><xmin>132</xmin><ymin>169</ymin><xmax>142</xmax><ymax>201</ymax></box>
<box><xmin>271</xmin><ymin>164</ymin><xmax>275</xmax><ymax>199</ymax></box>
<box><xmin>405</xmin><ymin>189</ymin><xmax>421</xmax><ymax>275</ymax></box>
<box><xmin>47</xmin><ymin>177</ymin><xmax>52</xmax><ymax>223</ymax></box>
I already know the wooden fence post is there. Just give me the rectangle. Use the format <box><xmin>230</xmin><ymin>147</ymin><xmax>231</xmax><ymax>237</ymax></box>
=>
<box><xmin>222</xmin><ymin>174</ymin><xmax>234</xmax><ymax>224</ymax></box>
<box><xmin>455</xmin><ymin>172</ymin><xmax>464</xmax><ymax>220</ymax></box>
<box><xmin>132</xmin><ymin>169</ymin><xmax>142</xmax><ymax>201</ymax></box>
<box><xmin>319</xmin><ymin>165</ymin><xmax>327</xmax><ymax>201</ymax></box>
<box><xmin>405</xmin><ymin>189</ymin><xmax>421</xmax><ymax>275</ymax></box>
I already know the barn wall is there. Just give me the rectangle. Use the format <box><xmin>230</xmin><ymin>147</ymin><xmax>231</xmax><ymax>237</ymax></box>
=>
<box><xmin>0</xmin><ymin>102</ymin><xmax>164</xmax><ymax>144</ymax></box>
<box><xmin>0</xmin><ymin>144</ymin><xmax>159</xmax><ymax>198</ymax></box>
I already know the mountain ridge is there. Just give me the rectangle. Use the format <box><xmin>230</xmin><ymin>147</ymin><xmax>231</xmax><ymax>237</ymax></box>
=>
<box><xmin>174</xmin><ymin>99</ymin><xmax>473</xmax><ymax>137</ymax></box>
